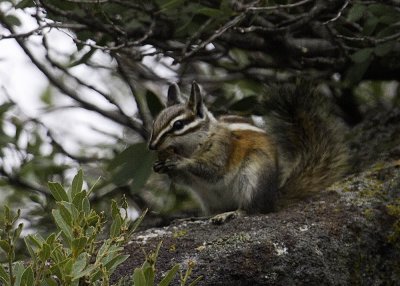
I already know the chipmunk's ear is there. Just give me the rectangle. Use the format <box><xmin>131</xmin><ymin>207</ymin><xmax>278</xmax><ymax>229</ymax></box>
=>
<box><xmin>167</xmin><ymin>83</ymin><xmax>184</xmax><ymax>106</ymax></box>
<box><xmin>188</xmin><ymin>81</ymin><xmax>204</xmax><ymax>118</ymax></box>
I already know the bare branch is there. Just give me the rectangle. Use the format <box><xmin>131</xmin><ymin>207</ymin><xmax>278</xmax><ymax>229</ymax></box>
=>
<box><xmin>115</xmin><ymin>55</ymin><xmax>155</xmax><ymax>133</ymax></box>
<box><xmin>323</xmin><ymin>0</ymin><xmax>350</xmax><ymax>24</ymax></box>
<box><xmin>0</xmin><ymin>166</ymin><xmax>51</xmax><ymax>198</ymax></box>
<box><xmin>0</xmin><ymin>17</ymin><xmax>148</xmax><ymax>139</ymax></box>
<box><xmin>0</xmin><ymin>23</ymin><xmax>86</xmax><ymax>40</ymax></box>
<box><xmin>41</xmin><ymin>35</ymin><xmax>137</xmax><ymax>126</ymax></box>
<box><xmin>46</xmin><ymin>130</ymin><xmax>100</xmax><ymax>163</ymax></box>
<box><xmin>247</xmin><ymin>0</ymin><xmax>313</xmax><ymax>11</ymax></box>
<box><xmin>335</xmin><ymin>31</ymin><xmax>400</xmax><ymax>45</ymax></box>
<box><xmin>180</xmin><ymin>13</ymin><xmax>246</xmax><ymax>62</ymax></box>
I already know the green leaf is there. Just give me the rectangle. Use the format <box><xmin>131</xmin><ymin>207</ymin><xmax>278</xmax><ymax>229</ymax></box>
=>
<box><xmin>39</xmin><ymin>243</ymin><xmax>51</xmax><ymax>261</ymax></box>
<box><xmin>20</xmin><ymin>266</ymin><xmax>34</xmax><ymax>286</ymax></box>
<box><xmin>72</xmin><ymin>237</ymin><xmax>87</xmax><ymax>257</ymax></box>
<box><xmin>350</xmin><ymin>48</ymin><xmax>374</xmax><ymax>63</ymax></box>
<box><xmin>0</xmin><ymin>240</ymin><xmax>10</xmax><ymax>253</ymax></box>
<box><xmin>103</xmin><ymin>254</ymin><xmax>129</xmax><ymax>273</ymax></box>
<box><xmin>62</xmin><ymin>258</ymin><xmax>74</xmax><ymax>277</ymax></box>
<box><xmin>196</xmin><ymin>7</ymin><xmax>224</xmax><ymax>18</ymax></box>
<box><xmin>160</xmin><ymin>0</ymin><xmax>185</xmax><ymax>11</ymax></box>
<box><xmin>368</xmin><ymin>3</ymin><xmax>396</xmax><ymax>17</ymax></box>
<box><xmin>40</xmin><ymin>85</ymin><xmax>53</xmax><ymax>106</ymax></box>
<box><xmin>49</xmin><ymin>182</ymin><xmax>70</xmax><ymax>202</ymax></box>
<box><xmin>43</xmin><ymin>278</ymin><xmax>58</xmax><ymax>286</ymax></box>
<box><xmin>71</xmin><ymin>253</ymin><xmax>87</xmax><ymax>278</ymax></box>
<box><xmin>15</xmin><ymin>0</ymin><xmax>34</xmax><ymax>9</ymax></box>
<box><xmin>72</xmin><ymin>190</ymin><xmax>86</xmax><ymax>211</ymax></box>
<box><xmin>24</xmin><ymin>236</ymin><xmax>37</xmax><ymax>260</ymax></box>
<box><xmin>145</xmin><ymin>90</ymin><xmax>164</xmax><ymax>118</ymax></box>
<box><xmin>111</xmin><ymin>200</ymin><xmax>120</xmax><ymax>218</ymax></box>
<box><xmin>229</xmin><ymin>96</ymin><xmax>259</xmax><ymax>113</ymax></box>
<box><xmin>110</xmin><ymin>214</ymin><xmax>122</xmax><ymax>238</ymax></box>
<box><xmin>12</xmin><ymin>223</ymin><xmax>23</xmax><ymax>243</ymax></box>
<box><xmin>3</xmin><ymin>15</ymin><xmax>22</xmax><ymax>27</ymax></box>
<box><xmin>0</xmin><ymin>102</ymin><xmax>14</xmax><ymax>116</ymax></box>
<box><xmin>379</xmin><ymin>13</ymin><xmax>400</xmax><ymax>25</ymax></box>
<box><xmin>129</xmin><ymin>152</ymin><xmax>156</xmax><ymax>194</ymax></box>
<box><xmin>345</xmin><ymin>59</ymin><xmax>372</xmax><ymax>85</ymax></box>
<box><xmin>71</xmin><ymin>169</ymin><xmax>83</xmax><ymax>198</ymax></box>
<box><xmin>143</xmin><ymin>263</ymin><xmax>155</xmax><ymax>286</ymax></box>
<box><xmin>52</xmin><ymin>209</ymin><xmax>73</xmax><ymax>242</ymax></box>
<box><xmin>87</xmin><ymin>176</ymin><xmax>101</xmax><ymax>196</ymax></box>
<box><xmin>28</xmin><ymin>233</ymin><xmax>45</xmax><ymax>246</ymax></box>
<box><xmin>82</xmin><ymin>197</ymin><xmax>90</xmax><ymax>214</ymax></box>
<box><xmin>158</xmin><ymin>264</ymin><xmax>179</xmax><ymax>286</ymax></box>
<box><xmin>96</xmin><ymin>240</ymin><xmax>110</xmax><ymax>259</ymax></box>
<box><xmin>347</xmin><ymin>4</ymin><xmax>366</xmax><ymax>22</ymax></box>
<box><xmin>69</xmin><ymin>48</ymin><xmax>96</xmax><ymax>67</ymax></box>
<box><xmin>71</xmin><ymin>264</ymin><xmax>97</xmax><ymax>281</ymax></box>
<box><xmin>188</xmin><ymin>275</ymin><xmax>203</xmax><ymax>286</ymax></box>
<box><xmin>129</xmin><ymin>209</ymin><xmax>147</xmax><ymax>237</ymax></box>
<box><xmin>13</xmin><ymin>262</ymin><xmax>25</xmax><ymax>286</ymax></box>
<box><xmin>362</xmin><ymin>15</ymin><xmax>379</xmax><ymax>36</ymax></box>
<box><xmin>46</xmin><ymin>233</ymin><xmax>57</xmax><ymax>245</ymax></box>
<box><xmin>133</xmin><ymin>268</ymin><xmax>147</xmax><ymax>286</ymax></box>
<box><xmin>57</xmin><ymin>202</ymin><xmax>73</xmax><ymax>226</ymax></box>
<box><xmin>0</xmin><ymin>264</ymin><xmax>9</xmax><ymax>284</ymax></box>
<box><xmin>374</xmin><ymin>41</ymin><xmax>395</xmax><ymax>57</ymax></box>
<box><xmin>108</xmin><ymin>143</ymin><xmax>156</xmax><ymax>192</ymax></box>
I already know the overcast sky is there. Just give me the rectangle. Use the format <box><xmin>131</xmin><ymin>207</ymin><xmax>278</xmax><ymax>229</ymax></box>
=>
<box><xmin>0</xmin><ymin>8</ymin><xmax>129</xmax><ymax>155</ymax></box>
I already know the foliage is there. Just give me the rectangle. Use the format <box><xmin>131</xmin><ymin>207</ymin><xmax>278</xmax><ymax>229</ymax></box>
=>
<box><xmin>0</xmin><ymin>0</ymin><xmax>399</xmax><ymax>229</ymax></box>
<box><xmin>0</xmin><ymin>170</ymin><xmax>199</xmax><ymax>285</ymax></box>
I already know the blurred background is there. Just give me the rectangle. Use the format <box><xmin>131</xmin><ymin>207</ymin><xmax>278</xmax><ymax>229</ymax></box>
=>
<box><xmin>0</xmin><ymin>0</ymin><xmax>399</xmax><ymax>236</ymax></box>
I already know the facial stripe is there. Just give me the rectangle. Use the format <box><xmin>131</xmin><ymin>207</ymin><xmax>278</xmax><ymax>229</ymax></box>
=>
<box><xmin>173</xmin><ymin>118</ymin><xmax>203</xmax><ymax>135</ymax></box>
<box><xmin>151</xmin><ymin>113</ymin><xmax>200</xmax><ymax>148</ymax></box>
<box><xmin>225</xmin><ymin>123</ymin><xmax>266</xmax><ymax>133</ymax></box>
<box><xmin>151</xmin><ymin>113</ymin><xmax>186</xmax><ymax>147</ymax></box>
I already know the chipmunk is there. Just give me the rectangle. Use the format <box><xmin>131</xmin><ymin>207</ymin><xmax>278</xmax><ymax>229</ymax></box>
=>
<box><xmin>148</xmin><ymin>82</ymin><xmax>348</xmax><ymax>218</ymax></box>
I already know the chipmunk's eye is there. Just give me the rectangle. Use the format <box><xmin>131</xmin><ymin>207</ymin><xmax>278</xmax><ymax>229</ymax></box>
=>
<box><xmin>172</xmin><ymin>120</ymin><xmax>184</xmax><ymax>130</ymax></box>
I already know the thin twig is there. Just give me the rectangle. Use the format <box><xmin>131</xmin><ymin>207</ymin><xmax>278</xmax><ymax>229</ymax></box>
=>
<box><xmin>0</xmin><ymin>23</ymin><xmax>86</xmax><ymax>40</ymax></box>
<box><xmin>115</xmin><ymin>55</ymin><xmax>154</xmax><ymax>133</ymax></box>
<box><xmin>42</xmin><ymin>35</ymin><xmax>135</xmax><ymax>124</ymax></box>
<box><xmin>58</xmin><ymin>19</ymin><xmax>155</xmax><ymax>52</ymax></box>
<box><xmin>181</xmin><ymin>18</ymin><xmax>214</xmax><ymax>56</ymax></box>
<box><xmin>247</xmin><ymin>0</ymin><xmax>312</xmax><ymax>11</ymax></box>
<box><xmin>323</xmin><ymin>0</ymin><xmax>350</xmax><ymax>25</ymax></box>
<box><xmin>180</xmin><ymin>13</ymin><xmax>246</xmax><ymax>61</ymax></box>
<box><xmin>46</xmin><ymin>130</ymin><xmax>100</xmax><ymax>163</ymax></box>
<box><xmin>0</xmin><ymin>166</ymin><xmax>51</xmax><ymax>197</ymax></box>
<box><xmin>335</xmin><ymin>31</ymin><xmax>400</xmax><ymax>45</ymax></box>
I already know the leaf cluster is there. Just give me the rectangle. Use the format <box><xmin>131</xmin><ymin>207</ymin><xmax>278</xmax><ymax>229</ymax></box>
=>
<box><xmin>0</xmin><ymin>170</ymin><xmax>199</xmax><ymax>286</ymax></box>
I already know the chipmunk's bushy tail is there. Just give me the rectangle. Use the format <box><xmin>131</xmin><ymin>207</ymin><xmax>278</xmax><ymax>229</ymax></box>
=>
<box><xmin>265</xmin><ymin>83</ymin><xmax>349</xmax><ymax>203</ymax></box>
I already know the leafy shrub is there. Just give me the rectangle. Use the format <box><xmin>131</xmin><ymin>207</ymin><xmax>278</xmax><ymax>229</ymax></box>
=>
<box><xmin>0</xmin><ymin>170</ymin><xmax>200</xmax><ymax>286</ymax></box>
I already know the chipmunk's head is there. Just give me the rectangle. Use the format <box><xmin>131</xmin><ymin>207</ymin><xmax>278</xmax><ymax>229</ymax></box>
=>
<box><xmin>148</xmin><ymin>82</ymin><xmax>214</xmax><ymax>157</ymax></box>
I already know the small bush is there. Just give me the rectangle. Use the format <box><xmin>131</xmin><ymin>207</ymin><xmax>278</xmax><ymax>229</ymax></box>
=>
<box><xmin>0</xmin><ymin>170</ymin><xmax>200</xmax><ymax>286</ymax></box>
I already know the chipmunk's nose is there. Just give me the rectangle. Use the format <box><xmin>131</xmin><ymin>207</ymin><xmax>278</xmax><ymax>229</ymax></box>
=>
<box><xmin>148</xmin><ymin>137</ymin><xmax>158</xmax><ymax>150</ymax></box>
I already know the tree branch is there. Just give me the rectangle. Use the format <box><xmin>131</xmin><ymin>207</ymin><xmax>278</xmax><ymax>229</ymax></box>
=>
<box><xmin>0</xmin><ymin>15</ymin><xmax>148</xmax><ymax>139</ymax></box>
<box><xmin>115</xmin><ymin>55</ymin><xmax>156</xmax><ymax>134</ymax></box>
<box><xmin>0</xmin><ymin>166</ymin><xmax>51</xmax><ymax>198</ymax></box>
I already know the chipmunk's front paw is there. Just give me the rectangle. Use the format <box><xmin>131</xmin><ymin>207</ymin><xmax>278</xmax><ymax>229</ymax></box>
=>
<box><xmin>210</xmin><ymin>210</ymin><xmax>244</xmax><ymax>225</ymax></box>
<box><xmin>153</xmin><ymin>156</ymin><xmax>181</xmax><ymax>173</ymax></box>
